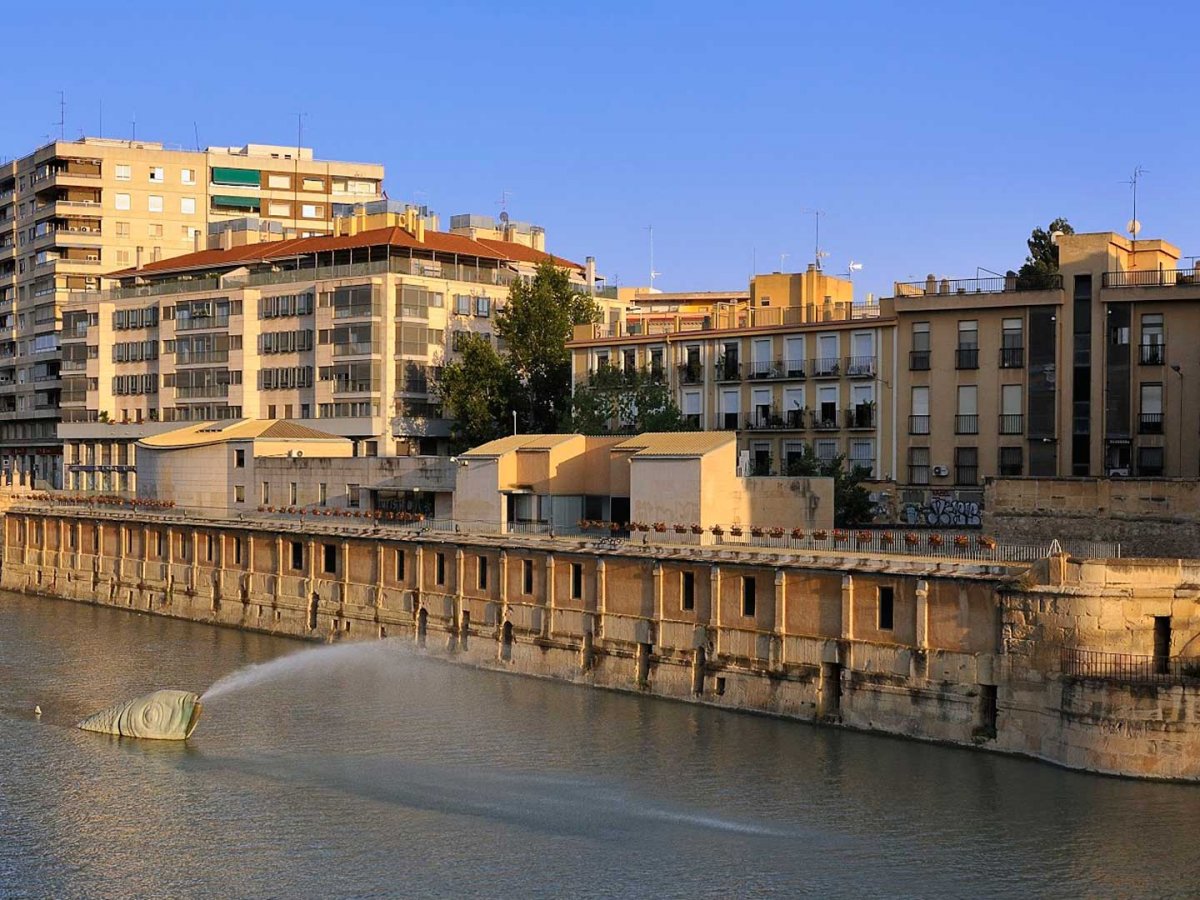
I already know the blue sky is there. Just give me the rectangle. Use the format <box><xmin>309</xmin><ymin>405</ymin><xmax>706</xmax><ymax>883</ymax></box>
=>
<box><xmin>4</xmin><ymin>0</ymin><xmax>1200</xmax><ymax>301</ymax></box>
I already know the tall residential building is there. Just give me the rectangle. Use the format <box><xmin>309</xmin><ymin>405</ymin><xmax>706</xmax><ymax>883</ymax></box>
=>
<box><xmin>0</xmin><ymin>137</ymin><xmax>383</xmax><ymax>486</ymax></box>
<box><xmin>568</xmin><ymin>266</ymin><xmax>896</xmax><ymax>480</ymax></box>
<box><xmin>57</xmin><ymin>203</ymin><xmax>611</xmax><ymax>493</ymax></box>
<box><xmin>892</xmin><ymin>230</ymin><xmax>1200</xmax><ymax>518</ymax></box>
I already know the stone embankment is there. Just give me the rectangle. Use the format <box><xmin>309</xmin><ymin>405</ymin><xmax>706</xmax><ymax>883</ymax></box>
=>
<box><xmin>5</xmin><ymin>504</ymin><xmax>1200</xmax><ymax>780</ymax></box>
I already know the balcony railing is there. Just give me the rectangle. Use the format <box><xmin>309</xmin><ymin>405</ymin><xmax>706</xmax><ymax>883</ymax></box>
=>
<box><xmin>175</xmin><ymin>384</ymin><xmax>230</xmax><ymax>399</ymax></box>
<box><xmin>176</xmin><ymin>315</ymin><xmax>230</xmax><ymax>332</ymax></box>
<box><xmin>955</xmin><ymin>347</ymin><xmax>979</xmax><ymax>369</ymax></box>
<box><xmin>677</xmin><ymin>363</ymin><xmax>703</xmax><ymax>384</ymax></box>
<box><xmin>332</xmin><ymin>341</ymin><xmax>380</xmax><ymax>357</ymax></box>
<box><xmin>745</xmin><ymin>411</ymin><xmax>786</xmax><ymax>430</ymax></box>
<box><xmin>955</xmin><ymin>414</ymin><xmax>979</xmax><ymax>434</ymax></box>
<box><xmin>1061</xmin><ymin>647</ymin><xmax>1200</xmax><ymax>684</ymax></box>
<box><xmin>909</xmin><ymin>415</ymin><xmax>930</xmax><ymax>435</ymax></box>
<box><xmin>846</xmin><ymin>405</ymin><xmax>875</xmax><ymax>429</ymax></box>
<box><xmin>909</xmin><ymin>350</ymin><xmax>930</xmax><ymax>371</ymax></box>
<box><xmin>1139</xmin><ymin>343</ymin><xmax>1165</xmax><ymax>366</ymax></box>
<box><xmin>1102</xmin><ymin>269</ymin><xmax>1200</xmax><ymax>289</ymax></box>
<box><xmin>783</xmin><ymin>358</ymin><xmax>806</xmax><ymax>378</ymax></box>
<box><xmin>811</xmin><ymin>357</ymin><xmax>840</xmax><ymax>377</ymax></box>
<box><xmin>894</xmin><ymin>274</ymin><xmax>1062</xmax><ymax>295</ymax></box>
<box><xmin>999</xmin><ymin>346</ymin><xmax>1024</xmax><ymax>368</ymax></box>
<box><xmin>955</xmin><ymin>466</ymin><xmax>979</xmax><ymax>485</ymax></box>
<box><xmin>1138</xmin><ymin>412</ymin><xmax>1164</xmax><ymax>434</ymax></box>
<box><xmin>714</xmin><ymin>361</ymin><xmax>741</xmax><ymax>381</ymax></box>
<box><xmin>844</xmin><ymin>356</ymin><xmax>876</xmax><ymax>377</ymax></box>
<box><xmin>785</xmin><ymin>408</ymin><xmax>807</xmax><ymax>429</ymax></box>
<box><xmin>812</xmin><ymin>411</ymin><xmax>840</xmax><ymax>430</ymax></box>
<box><xmin>176</xmin><ymin>350</ymin><xmax>229</xmax><ymax>365</ymax></box>
<box><xmin>999</xmin><ymin>414</ymin><xmax>1024</xmax><ymax>435</ymax></box>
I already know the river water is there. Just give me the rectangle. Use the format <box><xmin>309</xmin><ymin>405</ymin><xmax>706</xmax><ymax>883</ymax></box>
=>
<box><xmin>2</xmin><ymin>592</ymin><xmax>1199</xmax><ymax>899</ymax></box>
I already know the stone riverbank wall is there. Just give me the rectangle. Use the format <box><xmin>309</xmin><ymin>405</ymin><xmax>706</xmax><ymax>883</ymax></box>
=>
<box><xmin>6</xmin><ymin>503</ymin><xmax>1200</xmax><ymax>780</ymax></box>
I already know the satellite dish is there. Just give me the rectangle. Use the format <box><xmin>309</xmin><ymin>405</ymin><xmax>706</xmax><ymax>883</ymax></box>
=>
<box><xmin>1050</xmin><ymin>230</ymin><xmax>1065</xmax><ymax>245</ymax></box>
<box><xmin>499</xmin><ymin>211</ymin><xmax>510</xmax><ymax>224</ymax></box>
<box><xmin>1127</xmin><ymin>219</ymin><xmax>1141</xmax><ymax>237</ymax></box>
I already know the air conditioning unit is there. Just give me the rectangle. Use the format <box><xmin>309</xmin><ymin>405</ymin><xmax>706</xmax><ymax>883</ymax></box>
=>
<box><xmin>932</xmin><ymin>465</ymin><xmax>949</xmax><ymax>477</ymax></box>
<box><xmin>1107</xmin><ymin>467</ymin><xmax>1130</xmax><ymax>477</ymax></box>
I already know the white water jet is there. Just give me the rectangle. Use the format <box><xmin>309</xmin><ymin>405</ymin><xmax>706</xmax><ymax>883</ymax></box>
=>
<box><xmin>202</xmin><ymin>640</ymin><xmax>401</xmax><ymax>702</ymax></box>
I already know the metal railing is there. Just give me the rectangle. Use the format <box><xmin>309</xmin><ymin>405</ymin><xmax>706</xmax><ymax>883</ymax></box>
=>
<box><xmin>1139</xmin><ymin>343</ymin><xmax>1165</xmax><ymax>366</ymax></box>
<box><xmin>1138</xmin><ymin>412</ymin><xmax>1164</xmax><ymax>434</ymax></box>
<box><xmin>175</xmin><ymin>315</ymin><xmax>231</xmax><ymax>332</ymax></box>
<box><xmin>955</xmin><ymin>347</ymin><xmax>979</xmax><ymax>369</ymax></box>
<box><xmin>895</xmin><ymin>274</ymin><xmax>1062</xmax><ymax>295</ymax></box>
<box><xmin>909</xmin><ymin>415</ymin><xmax>930</xmax><ymax>435</ymax></box>
<box><xmin>677</xmin><ymin>363</ymin><xmax>703</xmax><ymax>384</ymax></box>
<box><xmin>909</xmin><ymin>350</ymin><xmax>930</xmax><ymax>371</ymax></box>
<box><xmin>713</xmin><ymin>361</ymin><xmax>741</xmax><ymax>381</ymax></box>
<box><xmin>999</xmin><ymin>414</ymin><xmax>1024</xmax><ymax>435</ymax></box>
<box><xmin>844</xmin><ymin>356</ymin><xmax>876</xmax><ymax>377</ymax></box>
<box><xmin>1061</xmin><ymin>647</ymin><xmax>1200</xmax><ymax>684</ymax></box>
<box><xmin>811</xmin><ymin>357</ymin><xmax>840</xmax><ymax>377</ymax></box>
<box><xmin>1000</xmin><ymin>346</ymin><xmax>1024</xmax><ymax>368</ymax></box>
<box><xmin>1103</xmin><ymin>269</ymin><xmax>1200</xmax><ymax>288</ymax></box>
<box><xmin>846</xmin><ymin>406</ymin><xmax>875</xmax><ymax>429</ymax></box>
<box><xmin>955</xmin><ymin>414</ymin><xmax>979</xmax><ymax>434</ymax></box>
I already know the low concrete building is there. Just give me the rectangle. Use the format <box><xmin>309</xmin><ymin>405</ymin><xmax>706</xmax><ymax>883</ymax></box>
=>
<box><xmin>136</xmin><ymin>419</ymin><xmax>352</xmax><ymax>514</ymax></box>
<box><xmin>454</xmin><ymin>431</ymin><xmax>833</xmax><ymax>535</ymax></box>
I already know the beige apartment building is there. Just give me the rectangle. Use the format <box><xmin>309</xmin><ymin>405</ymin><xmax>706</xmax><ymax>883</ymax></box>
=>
<box><xmin>0</xmin><ymin>136</ymin><xmax>383</xmax><ymax>487</ymax></box>
<box><xmin>57</xmin><ymin>203</ymin><xmax>608</xmax><ymax>493</ymax></box>
<box><xmin>892</xmin><ymin>230</ymin><xmax>1200</xmax><ymax>523</ymax></box>
<box><xmin>569</xmin><ymin>266</ymin><xmax>896</xmax><ymax>481</ymax></box>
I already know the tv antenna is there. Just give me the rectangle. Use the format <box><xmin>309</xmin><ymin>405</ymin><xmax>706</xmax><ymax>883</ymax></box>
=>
<box><xmin>57</xmin><ymin>90</ymin><xmax>65</xmax><ymax>141</ymax></box>
<box><xmin>645</xmin><ymin>225</ymin><xmax>661</xmax><ymax>288</ymax></box>
<box><xmin>844</xmin><ymin>260</ymin><xmax>863</xmax><ymax>279</ymax></box>
<box><xmin>1125</xmin><ymin>165</ymin><xmax>1148</xmax><ymax>241</ymax></box>
<box><xmin>801</xmin><ymin>208</ymin><xmax>825</xmax><ymax>269</ymax></box>
<box><xmin>498</xmin><ymin>190</ymin><xmax>512</xmax><ymax>215</ymax></box>
<box><xmin>779</xmin><ymin>252</ymin><xmax>789</xmax><ymax>272</ymax></box>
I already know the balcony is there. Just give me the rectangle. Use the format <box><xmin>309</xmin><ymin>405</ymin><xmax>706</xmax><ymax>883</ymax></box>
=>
<box><xmin>999</xmin><ymin>346</ymin><xmax>1024</xmax><ymax>368</ymax></box>
<box><xmin>1139</xmin><ymin>343</ymin><xmax>1165</xmax><ymax>366</ymax></box>
<box><xmin>909</xmin><ymin>415</ymin><xmax>930</xmax><ymax>435</ymax></box>
<box><xmin>175</xmin><ymin>384</ymin><xmax>230</xmax><ymax>400</ymax></box>
<box><xmin>909</xmin><ymin>350</ymin><xmax>930</xmax><ymax>371</ymax></box>
<box><xmin>844</xmin><ymin>356</ymin><xmax>876</xmax><ymax>378</ymax></box>
<box><xmin>745</xmin><ymin>410</ymin><xmax>786</xmax><ymax>430</ymax></box>
<box><xmin>1103</xmin><ymin>269</ymin><xmax>1200</xmax><ymax>288</ymax></box>
<box><xmin>812</xmin><ymin>410</ymin><xmax>839</xmax><ymax>431</ymax></box>
<box><xmin>846</xmin><ymin>404</ymin><xmax>875</xmax><ymax>429</ymax></box>
<box><xmin>747</xmin><ymin>360</ymin><xmax>782</xmax><ymax>380</ymax></box>
<box><xmin>785</xmin><ymin>408</ymin><xmax>807</xmax><ymax>429</ymax></box>
<box><xmin>175</xmin><ymin>315</ymin><xmax>231</xmax><ymax>332</ymax></box>
<box><xmin>331</xmin><ymin>303</ymin><xmax>382</xmax><ymax>320</ymax></box>
<box><xmin>811</xmin><ymin>357</ymin><xmax>840</xmax><ymax>377</ymax></box>
<box><xmin>894</xmin><ymin>274</ymin><xmax>1062</xmax><ymax>295</ymax></box>
<box><xmin>999</xmin><ymin>414</ymin><xmax>1024</xmax><ymax>435</ymax></box>
<box><xmin>332</xmin><ymin>341</ymin><xmax>380</xmax><ymax>357</ymax></box>
<box><xmin>1138</xmin><ymin>412</ymin><xmax>1164</xmax><ymax>434</ymax></box>
<box><xmin>954</xmin><ymin>414</ymin><xmax>979</xmax><ymax>435</ymax></box>
<box><xmin>714</xmin><ymin>360</ymin><xmax>741</xmax><ymax>382</ymax></box>
<box><xmin>176</xmin><ymin>350</ymin><xmax>230</xmax><ymax>365</ymax></box>
<box><xmin>677</xmin><ymin>363</ymin><xmax>703</xmax><ymax>385</ymax></box>
<box><xmin>955</xmin><ymin>348</ymin><xmax>979</xmax><ymax>370</ymax></box>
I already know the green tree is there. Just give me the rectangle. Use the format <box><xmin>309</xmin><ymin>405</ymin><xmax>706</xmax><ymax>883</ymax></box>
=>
<box><xmin>497</xmin><ymin>261</ymin><xmax>600</xmax><ymax>433</ymax></box>
<box><xmin>783</xmin><ymin>445</ymin><xmax>874</xmax><ymax>527</ymax></box>
<box><xmin>437</xmin><ymin>333</ymin><xmax>519</xmax><ymax>450</ymax></box>
<box><xmin>1015</xmin><ymin>217</ymin><xmax>1074</xmax><ymax>290</ymax></box>
<box><xmin>564</xmin><ymin>365</ymin><xmax>690</xmax><ymax>434</ymax></box>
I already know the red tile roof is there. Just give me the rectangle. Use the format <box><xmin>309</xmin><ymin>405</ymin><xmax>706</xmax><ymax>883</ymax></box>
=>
<box><xmin>110</xmin><ymin>225</ymin><xmax>584</xmax><ymax>278</ymax></box>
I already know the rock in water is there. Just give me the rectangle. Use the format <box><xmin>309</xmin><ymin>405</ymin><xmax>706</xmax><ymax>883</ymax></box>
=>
<box><xmin>77</xmin><ymin>690</ymin><xmax>202</xmax><ymax>740</ymax></box>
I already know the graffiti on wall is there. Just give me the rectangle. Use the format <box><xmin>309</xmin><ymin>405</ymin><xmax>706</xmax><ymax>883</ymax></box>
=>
<box><xmin>900</xmin><ymin>495</ymin><xmax>982</xmax><ymax>527</ymax></box>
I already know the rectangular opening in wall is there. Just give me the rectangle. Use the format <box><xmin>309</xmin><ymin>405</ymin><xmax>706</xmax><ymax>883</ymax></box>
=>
<box><xmin>1154</xmin><ymin>615</ymin><xmax>1171</xmax><ymax>675</ymax></box>
<box><xmin>206</xmin><ymin>534</ymin><xmax>214</xmax><ymax>563</ymax></box>
<box><xmin>682</xmin><ymin>571</ymin><xmax>695</xmax><ymax>611</ymax></box>
<box><xmin>291</xmin><ymin>541</ymin><xmax>303</xmax><ymax>571</ymax></box>
<box><xmin>478</xmin><ymin>555</ymin><xmax>489</xmax><ymax>590</ymax></box>
<box><xmin>878</xmin><ymin>586</ymin><xmax>894</xmax><ymax>630</ymax></box>
<box><xmin>522</xmin><ymin>559</ymin><xmax>533</xmax><ymax>594</ymax></box>
<box><xmin>571</xmin><ymin>562</ymin><xmax>583</xmax><ymax>599</ymax></box>
<box><xmin>323</xmin><ymin>543</ymin><xmax>337</xmax><ymax>575</ymax></box>
<box><xmin>742</xmin><ymin>576</ymin><xmax>756</xmax><ymax>617</ymax></box>
<box><xmin>396</xmin><ymin>550</ymin><xmax>405</xmax><ymax>581</ymax></box>
<box><xmin>822</xmin><ymin>662</ymin><xmax>842</xmax><ymax>716</ymax></box>
<box><xmin>234</xmin><ymin>537</ymin><xmax>243</xmax><ymax>565</ymax></box>
<box><xmin>155</xmin><ymin>531</ymin><xmax>162</xmax><ymax>556</ymax></box>
<box><xmin>435</xmin><ymin>552</ymin><xmax>446</xmax><ymax>586</ymax></box>
<box><xmin>979</xmin><ymin>684</ymin><xmax>998</xmax><ymax>739</ymax></box>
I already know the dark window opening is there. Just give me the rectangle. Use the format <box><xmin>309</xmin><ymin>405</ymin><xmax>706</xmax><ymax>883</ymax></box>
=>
<box><xmin>323</xmin><ymin>543</ymin><xmax>337</xmax><ymax>574</ymax></box>
<box><xmin>522</xmin><ymin>558</ymin><xmax>534</xmax><ymax>594</ymax></box>
<box><xmin>570</xmin><ymin>562</ymin><xmax>583</xmax><ymax>599</ymax></box>
<box><xmin>742</xmin><ymin>576</ymin><xmax>756</xmax><ymax>617</ymax></box>
<box><xmin>682</xmin><ymin>571</ymin><xmax>695</xmax><ymax>611</ymax></box>
<box><xmin>290</xmin><ymin>540</ymin><xmax>303</xmax><ymax>571</ymax></box>
<box><xmin>435</xmin><ymin>552</ymin><xmax>446</xmax><ymax>586</ymax></box>
<box><xmin>878</xmin><ymin>586</ymin><xmax>894</xmax><ymax>630</ymax></box>
<box><xmin>396</xmin><ymin>550</ymin><xmax>405</xmax><ymax>581</ymax></box>
<box><xmin>478</xmin><ymin>555</ymin><xmax>489</xmax><ymax>590</ymax></box>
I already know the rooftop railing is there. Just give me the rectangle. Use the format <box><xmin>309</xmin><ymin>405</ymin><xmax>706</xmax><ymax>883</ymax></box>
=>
<box><xmin>1061</xmin><ymin>647</ymin><xmax>1200</xmax><ymax>684</ymax></box>
<box><xmin>1103</xmin><ymin>269</ymin><xmax>1200</xmax><ymax>288</ymax></box>
<box><xmin>894</xmin><ymin>274</ymin><xmax>1062</xmax><ymax>296</ymax></box>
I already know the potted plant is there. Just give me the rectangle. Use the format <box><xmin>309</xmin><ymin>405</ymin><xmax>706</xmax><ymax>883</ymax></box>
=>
<box><xmin>978</xmin><ymin>535</ymin><xmax>997</xmax><ymax>550</ymax></box>
<box><xmin>691</xmin><ymin>524</ymin><xmax>704</xmax><ymax>535</ymax></box>
<box><xmin>653</xmin><ymin>522</ymin><xmax>667</xmax><ymax>533</ymax></box>
<box><xmin>954</xmin><ymin>535</ymin><xmax>970</xmax><ymax>548</ymax></box>
<box><xmin>729</xmin><ymin>525</ymin><xmax>743</xmax><ymax>537</ymax></box>
<box><xmin>904</xmin><ymin>532</ymin><xmax>920</xmax><ymax>546</ymax></box>
<box><xmin>769</xmin><ymin>526</ymin><xmax>785</xmax><ymax>538</ymax></box>
<box><xmin>928</xmin><ymin>533</ymin><xmax>944</xmax><ymax>547</ymax></box>
<box><xmin>856</xmin><ymin>530</ymin><xmax>873</xmax><ymax>544</ymax></box>
<box><xmin>710</xmin><ymin>525</ymin><xmax>724</xmax><ymax>537</ymax></box>
<box><xmin>832</xmin><ymin>530</ymin><xmax>848</xmax><ymax>543</ymax></box>
<box><xmin>791</xmin><ymin>527</ymin><xmax>804</xmax><ymax>540</ymax></box>
<box><xmin>674</xmin><ymin>523</ymin><xmax>688</xmax><ymax>534</ymax></box>
<box><xmin>879</xmin><ymin>532</ymin><xmax>895</xmax><ymax>546</ymax></box>
<box><xmin>750</xmin><ymin>525</ymin><xmax>765</xmax><ymax>537</ymax></box>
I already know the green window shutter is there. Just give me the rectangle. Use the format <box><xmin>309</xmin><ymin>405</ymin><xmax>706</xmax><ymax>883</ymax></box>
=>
<box><xmin>210</xmin><ymin>167</ymin><xmax>261</xmax><ymax>187</ymax></box>
<box><xmin>211</xmin><ymin>195</ymin><xmax>261</xmax><ymax>211</ymax></box>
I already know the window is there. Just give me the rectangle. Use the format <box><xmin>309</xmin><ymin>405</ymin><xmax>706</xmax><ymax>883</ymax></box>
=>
<box><xmin>955</xmin><ymin>447</ymin><xmax>979</xmax><ymax>485</ymax></box>
<box><xmin>742</xmin><ymin>576</ymin><xmax>756</xmax><ymax>617</ymax></box>
<box><xmin>267</xmin><ymin>173</ymin><xmax>291</xmax><ymax>189</ymax></box>
<box><xmin>290</xmin><ymin>541</ymin><xmax>304</xmax><ymax>570</ymax></box>
<box><xmin>454</xmin><ymin>294</ymin><xmax>471</xmax><ymax>315</ymax></box>
<box><xmin>910</xmin><ymin>322</ymin><xmax>930</xmax><ymax>369</ymax></box>
<box><xmin>115</xmin><ymin>164</ymin><xmax>132</xmax><ymax>181</ymax></box>
<box><xmin>910</xmin><ymin>386</ymin><xmax>930</xmax><ymax>434</ymax></box>
<box><xmin>571</xmin><ymin>562</ymin><xmax>583</xmax><ymax>599</ymax></box>
<box><xmin>300</xmin><ymin>203</ymin><xmax>321</xmax><ymax>219</ymax></box>
<box><xmin>149</xmin><ymin>166</ymin><xmax>164</xmax><ymax>183</ymax></box>
<box><xmin>522</xmin><ymin>559</ymin><xmax>534</xmax><ymax>594</ymax></box>
<box><xmin>956</xmin><ymin>320</ymin><xmax>979</xmax><ymax>369</ymax></box>
<box><xmin>289</xmin><ymin>482</ymin><xmax>298</xmax><ymax>505</ymax></box>
<box><xmin>318</xmin><ymin>482</ymin><xmax>327</xmax><ymax>506</ymax></box>
<box><xmin>268</xmin><ymin>201</ymin><xmax>291</xmax><ymax>217</ymax></box>
<box><xmin>233</xmin><ymin>537</ymin><xmax>243</xmax><ymax>565</ymax></box>
<box><xmin>478</xmin><ymin>555</ymin><xmax>489</xmax><ymax>590</ymax></box>
<box><xmin>148</xmin><ymin>195</ymin><xmax>163</xmax><ymax>213</ymax></box>
<box><xmin>1141</xmin><ymin>313</ymin><xmax>1165</xmax><ymax>365</ymax></box>
<box><xmin>115</xmin><ymin>193</ymin><xmax>131</xmax><ymax>211</ymax></box>
<box><xmin>1139</xmin><ymin>383</ymin><xmax>1164</xmax><ymax>433</ymax></box>
<box><xmin>234</xmin><ymin>484</ymin><xmax>245</xmax><ymax>504</ymax></box>
<box><xmin>955</xmin><ymin>386</ymin><xmax>978</xmax><ymax>434</ymax></box>
<box><xmin>1138</xmin><ymin>445</ymin><xmax>1164</xmax><ymax>476</ymax></box>
<box><xmin>476</xmin><ymin>296</ymin><xmax>491</xmax><ymax>317</ymax></box>
<box><xmin>206</xmin><ymin>534</ymin><xmax>215</xmax><ymax>563</ymax></box>
<box><xmin>115</xmin><ymin>221</ymin><xmax>130</xmax><ymax>237</ymax></box>
<box><xmin>234</xmin><ymin>448</ymin><xmax>245</xmax><ymax>468</ymax></box>
<box><xmin>396</xmin><ymin>550</ymin><xmax>406</xmax><ymax>581</ymax></box>
<box><xmin>323</xmin><ymin>544</ymin><xmax>337</xmax><ymax>574</ymax></box>
<box><xmin>181</xmin><ymin>167</ymin><xmax>195</xmax><ymax>185</ymax></box>
<box><xmin>180</xmin><ymin>197</ymin><xmax>196</xmax><ymax>215</ymax></box>
<box><xmin>1000</xmin><ymin>384</ymin><xmax>1023</xmax><ymax>434</ymax></box>
<box><xmin>261</xmin><ymin>481</ymin><xmax>270</xmax><ymax>504</ymax></box>
<box><xmin>682</xmin><ymin>571</ymin><xmax>695</xmax><ymax>611</ymax></box>
<box><xmin>999</xmin><ymin>446</ymin><xmax>1023</xmax><ymax>476</ymax></box>
<box><xmin>878</xmin><ymin>586</ymin><xmax>894</xmax><ymax>630</ymax></box>
<box><xmin>435</xmin><ymin>552</ymin><xmax>446</xmax><ymax>586</ymax></box>
<box><xmin>148</xmin><ymin>223</ymin><xmax>163</xmax><ymax>237</ymax></box>
<box><xmin>302</xmin><ymin>177</ymin><xmax>324</xmax><ymax>191</ymax></box>
<box><xmin>347</xmin><ymin>484</ymin><xmax>360</xmax><ymax>508</ymax></box>
<box><xmin>1001</xmin><ymin>318</ymin><xmax>1024</xmax><ymax>367</ymax></box>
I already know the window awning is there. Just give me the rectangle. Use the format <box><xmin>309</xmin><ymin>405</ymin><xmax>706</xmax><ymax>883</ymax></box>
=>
<box><xmin>211</xmin><ymin>194</ymin><xmax>261</xmax><ymax>210</ymax></box>
<box><xmin>211</xmin><ymin>167</ymin><xmax>261</xmax><ymax>187</ymax></box>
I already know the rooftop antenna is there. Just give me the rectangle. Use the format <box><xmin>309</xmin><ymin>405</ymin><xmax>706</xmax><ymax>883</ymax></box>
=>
<box><xmin>779</xmin><ymin>252</ymin><xmax>789</xmax><ymax>272</ymax></box>
<box><xmin>498</xmin><ymin>190</ymin><xmax>512</xmax><ymax>215</ymax></box>
<box><xmin>844</xmin><ymin>260</ymin><xmax>863</xmax><ymax>279</ymax></box>
<box><xmin>193</xmin><ymin>122</ymin><xmax>200</xmax><ymax>152</ymax></box>
<box><xmin>801</xmin><ymin>208</ymin><xmax>825</xmax><ymax>269</ymax></box>
<box><xmin>98</xmin><ymin>98</ymin><xmax>102</xmax><ymax>138</ymax></box>
<box><xmin>1125</xmin><ymin>165</ymin><xmax>1148</xmax><ymax>243</ymax></box>
<box><xmin>131</xmin><ymin>114</ymin><xmax>136</xmax><ymax>143</ymax></box>
<box><xmin>57</xmin><ymin>91</ymin><xmax>65</xmax><ymax>141</ymax></box>
<box><xmin>645</xmin><ymin>225</ymin><xmax>661</xmax><ymax>288</ymax></box>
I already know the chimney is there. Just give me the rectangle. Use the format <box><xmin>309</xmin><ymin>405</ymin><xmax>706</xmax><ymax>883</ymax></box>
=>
<box><xmin>221</xmin><ymin>227</ymin><xmax>233</xmax><ymax>251</ymax></box>
<box><xmin>585</xmin><ymin>256</ymin><xmax>596</xmax><ymax>296</ymax></box>
<box><xmin>193</xmin><ymin>229</ymin><xmax>202</xmax><ymax>253</ymax></box>
<box><xmin>415</xmin><ymin>217</ymin><xmax>425</xmax><ymax>242</ymax></box>
<box><xmin>135</xmin><ymin>246</ymin><xmax>143</xmax><ymax>269</ymax></box>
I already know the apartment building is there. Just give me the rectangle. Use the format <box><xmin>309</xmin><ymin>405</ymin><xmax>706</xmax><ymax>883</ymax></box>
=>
<box><xmin>57</xmin><ymin>203</ymin><xmax>607</xmax><ymax>493</ymax></box>
<box><xmin>893</xmin><ymin>230</ymin><xmax>1200</xmax><ymax>511</ymax></box>
<box><xmin>569</xmin><ymin>266</ymin><xmax>896</xmax><ymax>480</ymax></box>
<box><xmin>0</xmin><ymin>136</ymin><xmax>383</xmax><ymax>486</ymax></box>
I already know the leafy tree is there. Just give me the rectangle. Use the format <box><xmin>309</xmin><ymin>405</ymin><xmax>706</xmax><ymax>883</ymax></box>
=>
<box><xmin>437</xmin><ymin>333</ymin><xmax>519</xmax><ymax>450</ymax></box>
<box><xmin>783</xmin><ymin>445</ymin><xmax>874</xmax><ymax>527</ymax></box>
<box><xmin>496</xmin><ymin>261</ymin><xmax>600</xmax><ymax>433</ymax></box>
<box><xmin>564</xmin><ymin>365</ymin><xmax>690</xmax><ymax>434</ymax></box>
<box><xmin>1015</xmin><ymin>217</ymin><xmax>1074</xmax><ymax>290</ymax></box>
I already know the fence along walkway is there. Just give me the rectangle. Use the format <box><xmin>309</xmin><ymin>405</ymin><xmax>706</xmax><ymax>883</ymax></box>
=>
<box><xmin>1062</xmin><ymin>647</ymin><xmax>1200</xmax><ymax>685</ymax></box>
